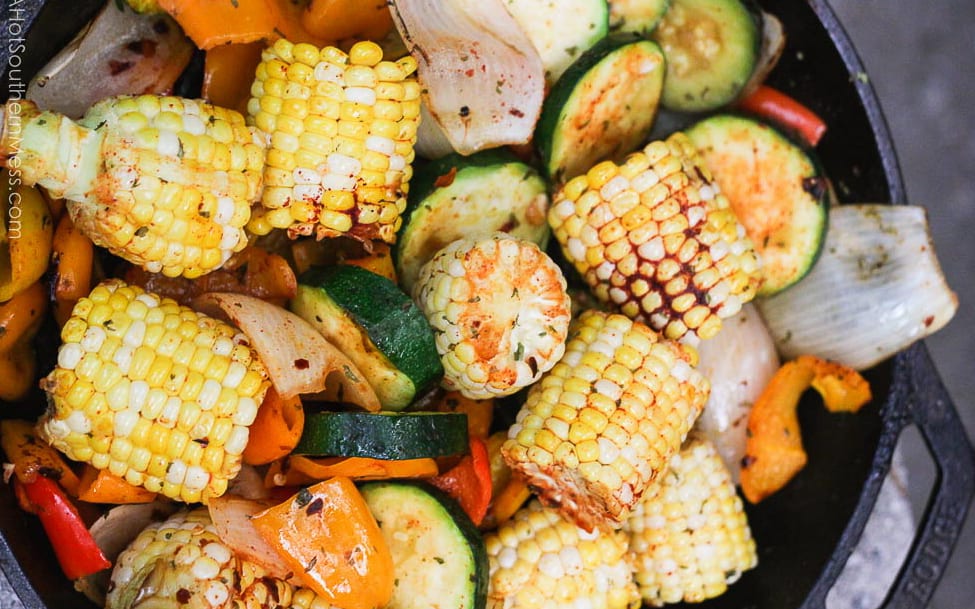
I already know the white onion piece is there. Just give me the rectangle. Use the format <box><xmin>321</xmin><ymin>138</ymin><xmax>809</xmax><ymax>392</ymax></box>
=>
<box><xmin>27</xmin><ymin>4</ymin><xmax>193</xmax><ymax>119</ymax></box>
<box><xmin>757</xmin><ymin>205</ymin><xmax>958</xmax><ymax>370</ymax></box>
<box><xmin>738</xmin><ymin>11</ymin><xmax>786</xmax><ymax>101</ymax></box>
<box><xmin>193</xmin><ymin>292</ymin><xmax>381</xmax><ymax>411</ymax></box>
<box><xmin>390</xmin><ymin>0</ymin><xmax>545</xmax><ymax>155</ymax></box>
<box><xmin>207</xmin><ymin>494</ymin><xmax>297</xmax><ymax>581</ymax></box>
<box><xmin>415</xmin><ymin>101</ymin><xmax>457</xmax><ymax>159</ymax></box>
<box><xmin>695</xmin><ymin>304</ymin><xmax>780</xmax><ymax>483</ymax></box>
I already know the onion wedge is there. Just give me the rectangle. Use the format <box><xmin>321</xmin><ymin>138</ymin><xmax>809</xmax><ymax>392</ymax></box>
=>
<box><xmin>695</xmin><ymin>304</ymin><xmax>780</xmax><ymax>483</ymax></box>
<box><xmin>756</xmin><ymin>205</ymin><xmax>958</xmax><ymax>370</ymax></box>
<box><xmin>27</xmin><ymin>4</ymin><xmax>193</xmax><ymax>119</ymax></box>
<box><xmin>193</xmin><ymin>292</ymin><xmax>381</xmax><ymax>410</ymax></box>
<box><xmin>738</xmin><ymin>11</ymin><xmax>787</xmax><ymax>101</ymax></box>
<box><xmin>390</xmin><ymin>0</ymin><xmax>545</xmax><ymax>155</ymax></box>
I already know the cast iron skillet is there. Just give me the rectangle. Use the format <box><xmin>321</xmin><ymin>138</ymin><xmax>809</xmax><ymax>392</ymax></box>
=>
<box><xmin>0</xmin><ymin>1</ymin><xmax>972</xmax><ymax>608</ymax></box>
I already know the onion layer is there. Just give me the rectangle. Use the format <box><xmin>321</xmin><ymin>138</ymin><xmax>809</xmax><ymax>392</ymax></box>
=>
<box><xmin>695</xmin><ymin>304</ymin><xmax>780</xmax><ymax>482</ymax></box>
<box><xmin>757</xmin><ymin>205</ymin><xmax>958</xmax><ymax>370</ymax></box>
<box><xmin>390</xmin><ymin>0</ymin><xmax>544</xmax><ymax>155</ymax></box>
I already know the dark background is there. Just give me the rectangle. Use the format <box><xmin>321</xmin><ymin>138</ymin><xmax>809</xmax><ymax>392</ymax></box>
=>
<box><xmin>831</xmin><ymin>0</ymin><xmax>975</xmax><ymax>606</ymax></box>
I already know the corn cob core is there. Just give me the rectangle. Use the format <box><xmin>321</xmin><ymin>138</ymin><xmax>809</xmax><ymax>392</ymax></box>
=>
<box><xmin>107</xmin><ymin>508</ymin><xmax>296</xmax><ymax>609</ymax></box>
<box><xmin>38</xmin><ymin>280</ymin><xmax>270</xmax><ymax>504</ymax></box>
<box><xmin>413</xmin><ymin>233</ymin><xmax>572</xmax><ymax>399</ymax></box>
<box><xmin>503</xmin><ymin>310</ymin><xmax>709</xmax><ymax>532</ymax></box>
<box><xmin>623</xmin><ymin>436</ymin><xmax>757</xmax><ymax>606</ymax></box>
<box><xmin>485</xmin><ymin>499</ymin><xmax>640</xmax><ymax>609</ymax></box>
<box><xmin>547</xmin><ymin>133</ymin><xmax>761</xmax><ymax>345</ymax></box>
<box><xmin>247</xmin><ymin>39</ymin><xmax>421</xmax><ymax>243</ymax></box>
<box><xmin>1</xmin><ymin>96</ymin><xmax>264</xmax><ymax>278</ymax></box>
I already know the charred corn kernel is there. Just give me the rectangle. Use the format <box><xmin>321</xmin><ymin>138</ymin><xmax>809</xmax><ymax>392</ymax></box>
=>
<box><xmin>413</xmin><ymin>234</ymin><xmax>572</xmax><ymax>400</ymax></box>
<box><xmin>502</xmin><ymin>310</ymin><xmax>709</xmax><ymax>532</ymax></box>
<box><xmin>623</xmin><ymin>437</ymin><xmax>757</xmax><ymax>606</ymax></box>
<box><xmin>107</xmin><ymin>508</ymin><xmax>296</xmax><ymax>609</ymax></box>
<box><xmin>246</xmin><ymin>39</ymin><xmax>420</xmax><ymax>243</ymax></box>
<box><xmin>485</xmin><ymin>499</ymin><xmax>639</xmax><ymax>609</ymax></box>
<box><xmin>38</xmin><ymin>280</ymin><xmax>270</xmax><ymax>504</ymax></box>
<box><xmin>548</xmin><ymin>133</ymin><xmax>761</xmax><ymax>345</ymax></box>
<box><xmin>0</xmin><ymin>97</ymin><xmax>265</xmax><ymax>278</ymax></box>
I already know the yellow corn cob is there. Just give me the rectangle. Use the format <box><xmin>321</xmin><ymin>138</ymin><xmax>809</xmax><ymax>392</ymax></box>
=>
<box><xmin>38</xmin><ymin>280</ymin><xmax>271</xmax><ymax>504</ymax></box>
<box><xmin>623</xmin><ymin>436</ymin><xmax>757</xmax><ymax>606</ymax></box>
<box><xmin>412</xmin><ymin>233</ymin><xmax>572</xmax><ymax>399</ymax></box>
<box><xmin>246</xmin><ymin>39</ymin><xmax>421</xmax><ymax>243</ymax></box>
<box><xmin>502</xmin><ymin>310</ymin><xmax>709</xmax><ymax>532</ymax></box>
<box><xmin>547</xmin><ymin>133</ymin><xmax>761</xmax><ymax>344</ymax></box>
<box><xmin>485</xmin><ymin>499</ymin><xmax>640</xmax><ymax>609</ymax></box>
<box><xmin>107</xmin><ymin>508</ymin><xmax>295</xmax><ymax>609</ymax></box>
<box><xmin>0</xmin><ymin>95</ymin><xmax>265</xmax><ymax>278</ymax></box>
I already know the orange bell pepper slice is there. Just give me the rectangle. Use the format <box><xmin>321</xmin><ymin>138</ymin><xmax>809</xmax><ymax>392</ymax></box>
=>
<box><xmin>202</xmin><ymin>42</ymin><xmax>265</xmax><ymax>115</ymax></box>
<box><xmin>740</xmin><ymin>355</ymin><xmax>871</xmax><ymax>503</ymax></box>
<box><xmin>243</xmin><ymin>386</ymin><xmax>305</xmax><ymax>466</ymax></box>
<box><xmin>265</xmin><ymin>454</ymin><xmax>438</xmax><ymax>486</ymax></box>
<box><xmin>433</xmin><ymin>391</ymin><xmax>494</xmax><ymax>439</ymax></box>
<box><xmin>0</xmin><ymin>419</ymin><xmax>80</xmax><ymax>496</ymax></box>
<box><xmin>76</xmin><ymin>466</ymin><xmax>157</xmax><ymax>504</ymax></box>
<box><xmin>428</xmin><ymin>436</ymin><xmax>492</xmax><ymax>526</ymax></box>
<box><xmin>50</xmin><ymin>213</ymin><xmax>94</xmax><ymax>327</ymax></box>
<box><xmin>252</xmin><ymin>477</ymin><xmax>394</xmax><ymax>609</ymax></box>
<box><xmin>490</xmin><ymin>477</ymin><xmax>532</xmax><ymax>526</ymax></box>
<box><xmin>0</xmin><ymin>282</ymin><xmax>48</xmax><ymax>401</ymax></box>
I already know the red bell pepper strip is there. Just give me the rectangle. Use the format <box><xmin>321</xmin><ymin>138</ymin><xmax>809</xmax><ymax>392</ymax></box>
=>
<box><xmin>737</xmin><ymin>85</ymin><xmax>828</xmax><ymax>147</ymax></box>
<box><xmin>18</xmin><ymin>476</ymin><xmax>111</xmax><ymax>580</ymax></box>
<box><xmin>428</xmin><ymin>436</ymin><xmax>492</xmax><ymax>526</ymax></box>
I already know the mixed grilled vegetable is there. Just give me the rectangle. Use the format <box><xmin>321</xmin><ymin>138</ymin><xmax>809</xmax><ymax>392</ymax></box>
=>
<box><xmin>0</xmin><ymin>0</ymin><xmax>959</xmax><ymax>608</ymax></box>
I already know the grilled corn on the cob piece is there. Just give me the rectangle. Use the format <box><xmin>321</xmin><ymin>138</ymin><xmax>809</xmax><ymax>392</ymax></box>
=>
<box><xmin>246</xmin><ymin>39</ymin><xmax>421</xmax><ymax>243</ymax></box>
<box><xmin>485</xmin><ymin>499</ymin><xmax>639</xmax><ymax>609</ymax></box>
<box><xmin>107</xmin><ymin>508</ymin><xmax>295</xmax><ymax>609</ymax></box>
<box><xmin>38</xmin><ymin>280</ymin><xmax>271</xmax><ymax>504</ymax></box>
<box><xmin>623</xmin><ymin>436</ymin><xmax>757</xmax><ymax>606</ymax></box>
<box><xmin>413</xmin><ymin>233</ymin><xmax>572</xmax><ymax>399</ymax></box>
<box><xmin>503</xmin><ymin>310</ymin><xmax>709</xmax><ymax>531</ymax></box>
<box><xmin>0</xmin><ymin>96</ymin><xmax>265</xmax><ymax>278</ymax></box>
<box><xmin>547</xmin><ymin>133</ymin><xmax>761</xmax><ymax>344</ymax></box>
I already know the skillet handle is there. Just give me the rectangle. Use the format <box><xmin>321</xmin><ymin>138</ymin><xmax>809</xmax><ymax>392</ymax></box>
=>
<box><xmin>880</xmin><ymin>342</ymin><xmax>975</xmax><ymax>609</ymax></box>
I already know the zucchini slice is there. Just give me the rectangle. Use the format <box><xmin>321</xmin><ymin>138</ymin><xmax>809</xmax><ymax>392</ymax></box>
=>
<box><xmin>360</xmin><ymin>481</ymin><xmax>488</xmax><ymax>609</ymax></box>
<box><xmin>609</xmin><ymin>0</ymin><xmax>671</xmax><ymax>36</ymax></box>
<box><xmin>295</xmin><ymin>412</ymin><xmax>469</xmax><ymax>459</ymax></box>
<box><xmin>291</xmin><ymin>265</ymin><xmax>443</xmax><ymax>410</ymax></box>
<box><xmin>536</xmin><ymin>34</ymin><xmax>666</xmax><ymax>183</ymax></box>
<box><xmin>653</xmin><ymin>0</ymin><xmax>760</xmax><ymax>112</ymax></box>
<box><xmin>504</xmin><ymin>0</ymin><xmax>609</xmax><ymax>85</ymax></box>
<box><xmin>396</xmin><ymin>149</ymin><xmax>550</xmax><ymax>292</ymax></box>
<box><xmin>685</xmin><ymin>114</ymin><xmax>828</xmax><ymax>296</ymax></box>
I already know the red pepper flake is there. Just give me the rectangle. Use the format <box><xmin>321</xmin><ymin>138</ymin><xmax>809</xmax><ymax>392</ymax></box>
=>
<box><xmin>434</xmin><ymin>167</ymin><xmax>458</xmax><ymax>189</ymax></box>
<box><xmin>294</xmin><ymin>358</ymin><xmax>309</xmax><ymax>370</ymax></box>
<box><xmin>464</xmin><ymin>68</ymin><xmax>475</xmax><ymax>77</ymax></box>
<box><xmin>306</xmin><ymin>496</ymin><xmax>324</xmax><ymax>516</ymax></box>
<box><xmin>176</xmin><ymin>588</ymin><xmax>192</xmax><ymax>604</ymax></box>
<box><xmin>509</xmin><ymin>108</ymin><xmax>525</xmax><ymax>118</ymax></box>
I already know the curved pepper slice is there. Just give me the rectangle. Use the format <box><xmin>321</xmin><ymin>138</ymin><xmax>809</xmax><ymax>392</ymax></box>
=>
<box><xmin>0</xmin><ymin>281</ymin><xmax>47</xmax><ymax>401</ymax></box>
<box><xmin>428</xmin><ymin>436</ymin><xmax>492</xmax><ymax>526</ymax></box>
<box><xmin>1</xmin><ymin>171</ymin><xmax>53</xmax><ymax>303</ymax></box>
<box><xmin>18</xmin><ymin>476</ymin><xmax>111</xmax><ymax>580</ymax></box>
<box><xmin>740</xmin><ymin>354</ymin><xmax>871</xmax><ymax>503</ymax></box>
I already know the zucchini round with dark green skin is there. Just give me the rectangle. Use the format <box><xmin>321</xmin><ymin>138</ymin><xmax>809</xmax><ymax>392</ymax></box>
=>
<box><xmin>290</xmin><ymin>265</ymin><xmax>443</xmax><ymax>410</ymax></box>
<box><xmin>396</xmin><ymin>150</ymin><xmax>550</xmax><ymax>293</ymax></box>
<box><xmin>535</xmin><ymin>34</ymin><xmax>666</xmax><ymax>183</ymax></box>
<box><xmin>359</xmin><ymin>481</ymin><xmax>488</xmax><ymax>609</ymax></box>
<box><xmin>685</xmin><ymin>113</ymin><xmax>829</xmax><ymax>296</ymax></box>
<box><xmin>653</xmin><ymin>0</ymin><xmax>761</xmax><ymax>112</ymax></box>
<box><xmin>294</xmin><ymin>412</ymin><xmax>469</xmax><ymax>459</ymax></box>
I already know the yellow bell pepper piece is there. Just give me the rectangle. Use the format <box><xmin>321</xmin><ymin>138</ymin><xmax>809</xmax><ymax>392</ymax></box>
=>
<box><xmin>0</xmin><ymin>281</ymin><xmax>47</xmax><ymax>401</ymax></box>
<box><xmin>1</xmin><ymin>170</ymin><xmax>53</xmax><ymax>303</ymax></box>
